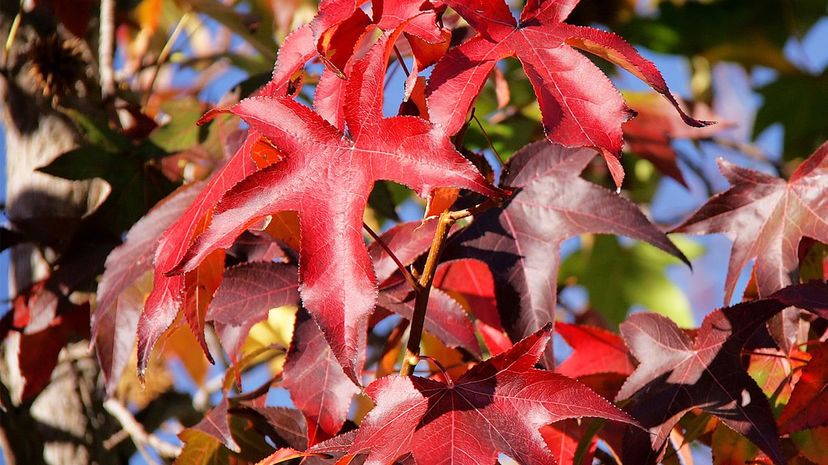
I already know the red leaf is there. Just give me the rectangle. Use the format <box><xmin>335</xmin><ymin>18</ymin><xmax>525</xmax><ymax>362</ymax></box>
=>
<box><xmin>778</xmin><ymin>344</ymin><xmax>828</xmax><ymax>433</ymax></box>
<box><xmin>17</xmin><ymin>303</ymin><xmax>89</xmax><ymax>402</ymax></box>
<box><xmin>348</xmin><ymin>325</ymin><xmax>637</xmax><ymax>464</ymax></box>
<box><xmin>94</xmin><ymin>183</ymin><xmax>204</xmax><ymax>394</ymax></box>
<box><xmin>367</xmin><ymin>218</ymin><xmax>438</xmax><ymax>285</ymax></box>
<box><xmin>171</xmin><ymin>29</ymin><xmax>497</xmax><ymax>379</ymax></box>
<box><xmin>192</xmin><ymin>398</ymin><xmax>240</xmax><ymax>453</ymax></box>
<box><xmin>673</xmin><ymin>142</ymin><xmax>828</xmax><ymax>303</ymax></box>
<box><xmin>444</xmin><ymin>141</ymin><xmax>686</xmax><ymax>367</ymax></box>
<box><xmin>615</xmin><ymin>283</ymin><xmax>828</xmax><ymax>465</ymax></box>
<box><xmin>208</xmin><ymin>262</ymin><xmax>300</xmax><ymax>362</ymax></box>
<box><xmin>377</xmin><ymin>282</ymin><xmax>480</xmax><ymax>355</ymax></box>
<box><xmin>556</xmin><ymin>322</ymin><xmax>635</xmax><ymax>379</ymax></box>
<box><xmin>283</xmin><ymin>310</ymin><xmax>360</xmax><ymax>446</ymax></box>
<box><xmin>427</xmin><ymin>0</ymin><xmax>711</xmax><ymax>186</ymax></box>
<box><xmin>137</xmin><ymin>132</ymin><xmax>265</xmax><ymax>374</ymax></box>
<box><xmin>432</xmin><ymin>259</ymin><xmax>512</xmax><ymax>355</ymax></box>
<box><xmin>540</xmin><ymin>420</ymin><xmax>596</xmax><ymax>465</ymax></box>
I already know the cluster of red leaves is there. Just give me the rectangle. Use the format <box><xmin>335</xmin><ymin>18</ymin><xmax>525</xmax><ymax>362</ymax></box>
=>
<box><xmin>82</xmin><ymin>0</ymin><xmax>828</xmax><ymax>464</ymax></box>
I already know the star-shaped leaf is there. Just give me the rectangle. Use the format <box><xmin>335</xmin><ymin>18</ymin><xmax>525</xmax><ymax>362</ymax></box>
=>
<box><xmin>615</xmin><ymin>283</ymin><xmax>828</xmax><ymax>465</ymax></box>
<box><xmin>673</xmin><ymin>142</ymin><xmax>828</xmax><ymax>303</ymax></box>
<box><xmin>172</xmin><ymin>27</ymin><xmax>498</xmax><ymax>380</ymax></box>
<box><xmin>137</xmin><ymin>131</ymin><xmax>272</xmax><ymax>374</ymax></box>
<box><xmin>427</xmin><ymin>0</ymin><xmax>710</xmax><ymax>185</ymax></box>
<box><xmin>444</xmin><ymin>140</ymin><xmax>687</xmax><ymax>366</ymax></box>
<box><xmin>347</xmin><ymin>324</ymin><xmax>637</xmax><ymax>465</ymax></box>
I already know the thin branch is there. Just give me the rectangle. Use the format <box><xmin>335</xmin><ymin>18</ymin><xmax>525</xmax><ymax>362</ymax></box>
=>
<box><xmin>363</xmin><ymin>222</ymin><xmax>420</xmax><ymax>291</ymax></box>
<box><xmin>393</xmin><ymin>45</ymin><xmax>410</xmax><ymax>77</ymax></box>
<box><xmin>399</xmin><ymin>209</ymin><xmax>454</xmax><ymax>376</ymax></box>
<box><xmin>471</xmin><ymin>112</ymin><xmax>503</xmax><ymax>169</ymax></box>
<box><xmin>99</xmin><ymin>0</ymin><xmax>116</xmax><ymax>98</ymax></box>
<box><xmin>2</xmin><ymin>1</ymin><xmax>23</xmax><ymax>69</ymax></box>
<box><xmin>142</xmin><ymin>12</ymin><xmax>192</xmax><ymax>107</ymax></box>
<box><xmin>103</xmin><ymin>399</ymin><xmax>182</xmax><ymax>459</ymax></box>
<box><xmin>399</xmin><ymin>199</ymin><xmax>499</xmax><ymax>376</ymax></box>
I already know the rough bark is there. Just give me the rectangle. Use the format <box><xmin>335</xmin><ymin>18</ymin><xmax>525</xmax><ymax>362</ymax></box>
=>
<box><xmin>0</xmin><ymin>6</ymin><xmax>115</xmax><ymax>465</ymax></box>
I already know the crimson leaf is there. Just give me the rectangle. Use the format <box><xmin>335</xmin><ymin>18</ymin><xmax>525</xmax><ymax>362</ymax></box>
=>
<box><xmin>347</xmin><ymin>324</ymin><xmax>637</xmax><ymax>464</ymax></box>
<box><xmin>427</xmin><ymin>0</ymin><xmax>710</xmax><ymax>185</ymax></box>
<box><xmin>170</xmin><ymin>28</ymin><xmax>497</xmax><ymax>379</ymax></box>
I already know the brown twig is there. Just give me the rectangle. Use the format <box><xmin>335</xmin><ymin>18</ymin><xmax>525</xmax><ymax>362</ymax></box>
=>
<box><xmin>363</xmin><ymin>222</ymin><xmax>420</xmax><ymax>292</ymax></box>
<box><xmin>393</xmin><ymin>45</ymin><xmax>410</xmax><ymax>77</ymax></box>
<box><xmin>399</xmin><ymin>199</ymin><xmax>499</xmax><ymax>376</ymax></box>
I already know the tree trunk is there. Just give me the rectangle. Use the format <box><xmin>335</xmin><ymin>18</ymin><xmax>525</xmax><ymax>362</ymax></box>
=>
<box><xmin>0</xmin><ymin>7</ymin><xmax>115</xmax><ymax>464</ymax></box>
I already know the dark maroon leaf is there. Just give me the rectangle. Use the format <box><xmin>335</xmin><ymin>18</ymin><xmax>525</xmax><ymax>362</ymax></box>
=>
<box><xmin>192</xmin><ymin>398</ymin><xmax>239</xmax><ymax>453</ymax></box>
<box><xmin>445</xmin><ymin>140</ymin><xmax>687</xmax><ymax>366</ymax></box>
<box><xmin>93</xmin><ymin>183</ymin><xmax>203</xmax><ymax>394</ymax></box>
<box><xmin>616</xmin><ymin>283</ymin><xmax>828</xmax><ymax>465</ymax></box>
<box><xmin>673</xmin><ymin>142</ymin><xmax>828</xmax><ymax>303</ymax></box>
<box><xmin>376</xmin><ymin>281</ymin><xmax>480</xmax><ymax>356</ymax></box>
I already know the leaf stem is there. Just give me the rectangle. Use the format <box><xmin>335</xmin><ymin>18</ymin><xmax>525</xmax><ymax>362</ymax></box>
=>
<box><xmin>393</xmin><ymin>45</ymin><xmax>410</xmax><ymax>77</ymax></box>
<box><xmin>362</xmin><ymin>222</ymin><xmax>419</xmax><ymax>292</ymax></box>
<box><xmin>143</xmin><ymin>12</ymin><xmax>192</xmax><ymax>108</ymax></box>
<box><xmin>399</xmin><ymin>199</ymin><xmax>499</xmax><ymax>376</ymax></box>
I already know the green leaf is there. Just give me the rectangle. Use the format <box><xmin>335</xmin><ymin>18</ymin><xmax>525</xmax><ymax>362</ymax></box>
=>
<box><xmin>617</xmin><ymin>1</ymin><xmax>826</xmax><ymax>72</ymax></box>
<box><xmin>37</xmin><ymin>147</ymin><xmax>117</xmax><ymax>180</ymax></box>
<box><xmin>149</xmin><ymin>97</ymin><xmax>208</xmax><ymax>153</ymax></box>
<box><xmin>62</xmin><ymin>109</ymin><xmax>130</xmax><ymax>152</ymax></box>
<box><xmin>560</xmin><ymin>235</ymin><xmax>703</xmax><ymax>327</ymax></box>
<box><xmin>182</xmin><ymin>0</ymin><xmax>277</xmax><ymax>58</ymax></box>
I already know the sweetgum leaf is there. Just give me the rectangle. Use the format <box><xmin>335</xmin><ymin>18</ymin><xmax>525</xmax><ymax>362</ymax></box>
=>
<box><xmin>283</xmin><ymin>309</ymin><xmax>359</xmax><ymax>446</ymax></box>
<box><xmin>555</xmin><ymin>322</ymin><xmax>634</xmax><ymax>379</ymax></box>
<box><xmin>137</xmin><ymin>131</ymin><xmax>266</xmax><ymax>375</ymax></box>
<box><xmin>673</xmin><ymin>142</ymin><xmax>828</xmax><ymax>303</ymax></box>
<box><xmin>428</xmin><ymin>0</ymin><xmax>710</xmax><ymax>186</ymax></box>
<box><xmin>615</xmin><ymin>282</ymin><xmax>828</xmax><ymax>465</ymax></box>
<box><xmin>208</xmin><ymin>262</ymin><xmax>300</xmax><ymax>362</ymax></box>
<box><xmin>347</xmin><ymin>324</ymin><xmax>638</xmax><ymax>465</ymax></box>
<box><xmin>94</xmin><ymin>183</ymin><xmax>203</xmax><ymax>394</ymax></box>
<box><xmin>444</xmin><ymin>140</ymin><xmax>686</xmax><ymax>367</ymax></box>
<box><xmin>777</xmin><ymin>344</ymin><xmax>828</xmax><ymax>433</ymax></box>
<box><xmin>263</xmin><ymin>0</ymin><xmax>442</xmax><ymax>98</ymax></box>
<box><xmin>171</xmin><ymin>28</ymin><xmax>497</xmax><ymax>379</ymax></box>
